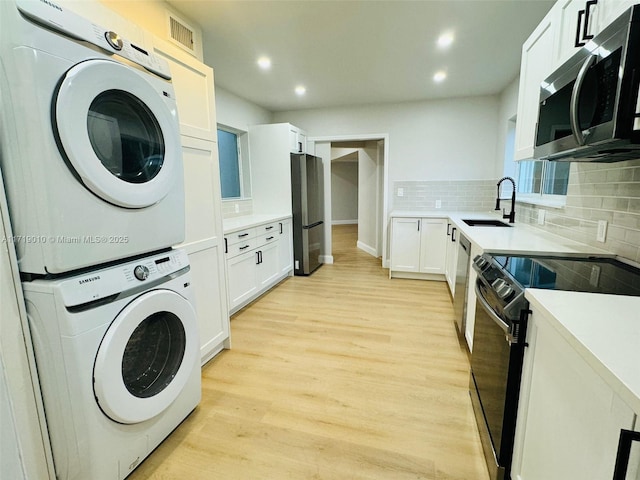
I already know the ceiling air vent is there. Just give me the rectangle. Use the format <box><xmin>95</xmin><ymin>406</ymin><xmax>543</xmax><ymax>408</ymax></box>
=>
<box><xmin>168</xmin><ymin>13</ymin><xmax>196</xmax><ymax>56</ymax></box>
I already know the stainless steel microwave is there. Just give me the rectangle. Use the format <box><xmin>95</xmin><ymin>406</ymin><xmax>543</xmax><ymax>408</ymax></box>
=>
<box><xmin>534</xmin><ymin>5</ymin><xmax>640</xmax><ymax>163</ymax></box>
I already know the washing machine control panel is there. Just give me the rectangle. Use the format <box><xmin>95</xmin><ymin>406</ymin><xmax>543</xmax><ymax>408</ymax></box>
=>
<box><xmin>58</xmin><ymin>249</ymin><xmax>190</xmax><ymax>307</ymax></box>
<box><xmin>16</xmin><ymin>0</ymin><xmax>171</xmax><ymax>80</ymax></box>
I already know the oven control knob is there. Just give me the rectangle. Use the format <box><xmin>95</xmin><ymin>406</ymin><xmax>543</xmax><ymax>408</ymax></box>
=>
<box><xmin>134</xmin><ymin>265</ymin><xmax>149</xmax><ymax>281</ymax></box>
<box><xmin>498</xmin><ymin>285</ymin><xmax>514</xmax><ymax>300</ymax></box>
<box><xmin>105</xmin><ymin>31</ymin><xmax>124</xmax><ymax>51</ymax></box>
<box><xmin>492</xmin><ymin>278</ymin><xmax>506</xmax><ymax>290</ymax></box>
<box><xmin>475</xmin><ymin>257</ymin><xmax>488</xmax><ymax>269</ymax></box>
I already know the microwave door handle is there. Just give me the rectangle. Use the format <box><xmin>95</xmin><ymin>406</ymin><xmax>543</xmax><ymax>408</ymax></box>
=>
<box><xmin>570</xmin><ymin>54</ymin><xmax>597</xmax><ymax>146</ymax></box>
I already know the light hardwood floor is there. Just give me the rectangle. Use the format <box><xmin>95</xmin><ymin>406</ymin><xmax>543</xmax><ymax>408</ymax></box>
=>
<box><xmin>129</xmin><ymin>224</ymin><xmax>490</xmax><ymax>479</ymax></box>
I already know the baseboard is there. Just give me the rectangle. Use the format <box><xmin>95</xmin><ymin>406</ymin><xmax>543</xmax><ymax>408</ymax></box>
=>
<box><xmin>356</xmin><ymin>241</ymin><xmax>378</xmax><ymax>258</ymax></box>
<box><xmin>320</xmin><ymin>255</ymin><xmax>334</xmax><ymax>264</ymax></box>
<box><xmin>332</xmin><ymin>219</ymin><xmax>358</xmax><ymax>225</ymax></box>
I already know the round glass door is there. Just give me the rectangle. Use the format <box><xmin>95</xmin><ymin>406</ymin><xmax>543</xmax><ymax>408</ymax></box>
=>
<box><xmin>55</xmin><ymin>59</ymin><xmax>181</xmax><ymax>209</ymax></box>
<box><xmin>93</xmin><ymin>289</ymin><xmax>198</xmax><ymax>424</ymax></box>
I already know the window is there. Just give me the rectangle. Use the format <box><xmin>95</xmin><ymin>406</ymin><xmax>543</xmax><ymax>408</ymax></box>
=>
<box><xmin>216</xmin><ymin>126</ymin><xmax>251</xmax><ymax>200</ymax></box>
<box><xmin>516</xmin><ymin>160</ymin><xmax>570</xmax><ymax>205</ymax></box>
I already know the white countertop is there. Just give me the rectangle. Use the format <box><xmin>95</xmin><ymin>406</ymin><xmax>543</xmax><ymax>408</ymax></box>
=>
<box><xmin>223</xmin><ymin>213</ymin><xmax>291</xmax><ymax>234</ymax></box>
<box><xmin>525</xmin><ymin>289</ymin><xmax>640</xmax><ymax>414</ymax></box>
<box><xmin>390</xmin><ymin>210</ymin><xmax>609</xmax><ymax>256</ymax></box>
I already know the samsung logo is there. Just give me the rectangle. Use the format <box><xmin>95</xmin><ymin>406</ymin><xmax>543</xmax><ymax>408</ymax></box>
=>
<box><xmin>79</xmin><ymin>275</ymin><xmax>101</xmax><ymax>285</ymax></box>
<box><xmin>39</xmin><ymin>0</ymin><xmax>63</xmax><ymax>12</ymax></box>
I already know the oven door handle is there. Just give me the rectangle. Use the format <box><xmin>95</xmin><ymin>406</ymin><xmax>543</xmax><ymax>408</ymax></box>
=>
<box><xmin>475</xmin><ymin>283</ymin><xmax>510</xmax><ymax>335</ymax></box>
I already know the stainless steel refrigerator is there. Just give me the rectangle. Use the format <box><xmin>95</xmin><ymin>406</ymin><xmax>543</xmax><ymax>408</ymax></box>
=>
<box><xmin>291</xmin><ymin>153</ymin><xmax>324</xmax><ymax>275</ymax></box>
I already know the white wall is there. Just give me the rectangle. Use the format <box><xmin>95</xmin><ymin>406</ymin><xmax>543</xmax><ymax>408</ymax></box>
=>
<box><xmin>331</xmin><ymin>162</ymin><xmax>358</xmax><ymax>223</ymax></box>
<box><xmin>497</xmin><ymin>76</ymin><xmax>520</xmax><ymax>180</ymax></box>
<box><xmin>274</xmin><ymin>95</ymin><xmax>501</xmax><ymax>212</ymax></box>
<box><xmin>357</xmin><ymin>143</ymin><xmax>379</xmax><ymax>255</ymax></box>
<box><xmin>215</xmin><ymin>87</ymin><xmax>273</xmax><ymax>132</ymax></box>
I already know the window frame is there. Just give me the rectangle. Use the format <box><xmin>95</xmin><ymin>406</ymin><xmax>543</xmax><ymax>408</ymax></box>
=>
<box><xmin>217</xmin><ymin>125</ymin><xmax>251</xmax><ymax>201</ymax></box>
<box><xmin>516</xmin><ymin>159</ymin><xmax>568</xmax><ymax>208</ymax></box>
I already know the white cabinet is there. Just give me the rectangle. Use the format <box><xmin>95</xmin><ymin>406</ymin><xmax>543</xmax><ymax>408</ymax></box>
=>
<box><xmin>389</xmin><ymin>217</ymin><xmax>447</xmax><ymax>279</ymax></box>
<box><xmin>151</xmin><ymin>36</ymin><xmax>230</xmax><ymax>363</ymax></box>
<box><xmin>249</xmin><ymin>123</ymin><xmax>307</xmax><ymax>215</ymax></box>
<box><xmin>552</xmin><ymin>0</ymin><xmax>591</xmax><ymax>67</ymax></box>
<box><xmin>444</xmin><ymin>222</ymin><xmax>458</xmax><ymax>296</ymax></box>
<box><xmin>511</xmin><ymin>305</ymin><xmax>638</xmax><ymax>480</ymax></box>
<box><xmin>225</xmin><ymin>217</ymin><xmax>293</xmax><ymax>314</ymax></box>
<box><xmin>514</xmin><ymin>8</ymin><xmax>556</xmax><ymax>161</ymax></box>
<box><xmin>289</xmin><ymin>125</ymin><xmax>307</xmax><ymax>153</ymax></box>
<box><xmin>419</xmin><ymin>218</ymin><xmax>447</xmax><ymax>275</ymax></box>
<box><xmin>593</xmin><ymin>0</ymin><xmax>637</xmax><ymax>33</ymax></box>
<box><xmin>277</xmin><ymin>218</ymin><xmax>293</xmax><ymax>275</ymax></box>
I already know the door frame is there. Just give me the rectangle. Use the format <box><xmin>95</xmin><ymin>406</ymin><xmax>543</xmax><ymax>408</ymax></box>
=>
<box><xmin>308</xmin><ymin>133</ymin><xmax>389</xmax><ymax>267</ymax></box>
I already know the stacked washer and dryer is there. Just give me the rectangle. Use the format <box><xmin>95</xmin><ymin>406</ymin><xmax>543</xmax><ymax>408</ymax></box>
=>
<box><xmin>0</xmin><ymin>1</ymin><xmax>201</xmax><ymax>479</ymax></box>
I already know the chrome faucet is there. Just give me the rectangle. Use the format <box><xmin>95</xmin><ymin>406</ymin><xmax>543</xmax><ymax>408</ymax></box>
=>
<box><xmin>495</xmin><ymin>176</ymin><xmax>516</xmax><ymax>223</ymax></box>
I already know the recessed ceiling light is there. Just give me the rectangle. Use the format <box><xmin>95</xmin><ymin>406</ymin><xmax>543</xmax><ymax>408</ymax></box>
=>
<box><xmin>433</xmin><ymin>71</ymin><xmax>447</xmax><ymax>83</ymax></box>
<box><xmin>295</xmin><ymin>85</ymin><xmax>306</xmax><ymax>96</ymax></box>
<box><xmin>257</xmin><ymin>56</ymin><xmax>271</xmax><ymax>70</ymax></box>
<box><xmin>437</xmin><ymin>31</ymin><xmax>455</xmax><ymax>49</ymax></box>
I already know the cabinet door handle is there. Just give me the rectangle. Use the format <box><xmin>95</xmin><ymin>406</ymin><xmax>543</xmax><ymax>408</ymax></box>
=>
<box><xmin>279</xmin><ymin>222</ymin><xmax>283</xmax><ymax>234</ymax></box>
<box><xmin>575</xmin><ymin>8</ymin><xmax>586</xmax><ymax>47</ymax></box>
<box><xmin>265</xmin><ymin>226</ymin><xmax>274</xmax><ymax>230</ymax></box>
<box><xmin>239</xmin><ymin>244</ymin><xmax>250</xmax><ymax>251</ymax></box>
<box><xmin>224</xmin><ymin>237</ymin><xmax>228</xmax><ymax>253</ymax></box>
<box><xmin>266</xmin><ymin>236</ymin><xmax>274</xmax><ymax>241</ymax></box>
<box><xmin>238</xmin><ymin>233</ymin><xmax>249</xmax><ymax>238</ymax></box>
<box><xmin>613</xmin><ymin>429</ymin><xmax>640</xmax><ymax>479</ymax></box>
<box><xmin>417</xmin><ymin>220</ymin><xmax>420</xmax><ymax>231</ymax></box>
<box><xmin>256</xmin><ymin>251</ymin><xmax>261</xmax><ymax>264</ymax></box>
<box><xmin>451</xmin><ymin>227</ymin><xmax>457</xmax><ymax>242</ymax></box>
<box><xmin>583</xmin><ymin>0</ymin><xmax>597</xmax><ymax>42</ymax></box>
<box><xmin>447</xmin><ymin>223</ymin><xmax>451</xmax><ymax>236</ymax></box>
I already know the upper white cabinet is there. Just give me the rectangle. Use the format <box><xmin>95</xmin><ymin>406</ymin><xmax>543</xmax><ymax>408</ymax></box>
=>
<box><xmin>389</xmin><ymin>217</ymin><xmax>447</xmax><ymax>279</ymax></box>
<box><xmin>149</xmin><ymin>36</ymin><xmax>216</xmax><ymax>142</ymax></box>
<box><xmin>514</xmin><ymin>8</ymin><xmax>556</xmax><ymax>161</ymax></box>
<box><xmin>594</xmin><ymin>0</ymin><xmax>638</xmax><ymax>32</ymax></box>
<box><xmin>552</xmin><ymin>0</ymin><xmax>593</xmax><ymax>67</ymax></box>
<box><xmin>249</xmin><ymin>123</ymin><xmax>307</xmax><ymax>215</ymax></box>
<box><xmin>289</xmin><ymin>125</ymin><xmax>307</xmax><ymax>153</ymax></box>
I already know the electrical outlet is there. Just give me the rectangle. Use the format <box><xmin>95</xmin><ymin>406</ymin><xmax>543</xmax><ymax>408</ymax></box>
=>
<box><xmin>597</xmin><ymin>220</ymin><xmax>608</xmax><ymax>242</ymax></box>
<box><xmin>435</xmin><ymin>199</ymin><xmax>442</xmax><ymax>209</ymax></box>
<box><xmin>537</xmin><ymin>209</ymin><xmax>545</xmax><ymax>225</ymax></box>
<box><xmin>234</xmin><ymin>203</ymin><xmax>240</xmax><ymax>213</ymax></box>
<box><xmin>397</xmin><ymin>187</ymin><xmax>404</xmax><ymax>197</ymax></box>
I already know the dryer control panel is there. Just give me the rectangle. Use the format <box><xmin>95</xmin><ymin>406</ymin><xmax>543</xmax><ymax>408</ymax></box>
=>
<box><xmin>16</xmin><ymin>0</ymin><xmax>171</xmax><ymax>79</ymax></box>
<box><xmin>58</xmin><ymin>249</ymin><xmax>190</xmax><ymax>308</ymax></box>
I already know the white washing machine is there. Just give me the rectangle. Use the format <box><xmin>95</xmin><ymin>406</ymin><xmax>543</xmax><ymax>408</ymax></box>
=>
<box><xmin>22</xmin><ymin>248</ymin><xmax>201</xmax><ymax>480</ymax></box>
<box><xmin>0</xmin><ymin>0</ymin><xmax>185</xmax><ymax>275</ymax></box>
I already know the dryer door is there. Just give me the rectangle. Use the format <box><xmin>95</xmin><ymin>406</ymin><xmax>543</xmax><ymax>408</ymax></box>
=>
<box><xmin>54</xmin><ymin>59</ymin><xmax>181</xmax><ymax>209</ymax></box>
<box><xmin>93</xmin><ymin>289</ymin><xmax>198</xmax><ymax>424</ymax></box>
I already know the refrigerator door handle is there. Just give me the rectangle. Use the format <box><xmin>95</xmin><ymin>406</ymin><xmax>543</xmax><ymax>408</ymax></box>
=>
<box><xmin>303</xmin><ymin>220</ymin><xmax>324</xmax><ymax>230</ymax></box>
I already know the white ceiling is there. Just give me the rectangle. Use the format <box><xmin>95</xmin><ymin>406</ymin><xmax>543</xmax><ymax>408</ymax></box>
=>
<box><xmin>168</xmin><ymin>0</ymin><xmax>555</xmax><ymax>112</ymax></box>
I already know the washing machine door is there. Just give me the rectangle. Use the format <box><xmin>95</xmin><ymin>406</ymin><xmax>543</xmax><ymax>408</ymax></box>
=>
<box><xmin>93</xmin><ymin>289</ymin><xmax>198</xmax><ymax>424</ymax></box>
<box><xmin>54</xmin><ymin>59</ymin><xmax>181</xmax><ymax>209</ymax></box>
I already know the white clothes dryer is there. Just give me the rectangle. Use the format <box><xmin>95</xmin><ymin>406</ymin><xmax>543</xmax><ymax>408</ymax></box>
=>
<box><xmin>22</xmin><ymin>249</ymin><xmax>201</xmax><ymax>480</ymax></box>
<box><xmin>0</xmin><ymin>0</ymin><xmax>185</xmax><ymax>275</ymax></box>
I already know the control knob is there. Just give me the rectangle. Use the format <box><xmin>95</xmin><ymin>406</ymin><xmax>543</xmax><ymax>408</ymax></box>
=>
<box><xmin>133</xmin><ymin>265</ymin><xmax>149</xmax><ymax>281</ymax></box>
<box><xmin>105</xmin><ymin>31</ymin><xmax>124</xmax><ymax>51</ymax></box>
<box><xmin>475</xmin><ymin>256</ymin><xmax>488</xmax><ymax>269</ymax></box>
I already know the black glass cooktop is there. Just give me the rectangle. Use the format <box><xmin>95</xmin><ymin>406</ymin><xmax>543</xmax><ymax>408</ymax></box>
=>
<box><xmin>491</xmin><ymin>255</ymin><xmax>640</xmax><ymax>296</ymax></box>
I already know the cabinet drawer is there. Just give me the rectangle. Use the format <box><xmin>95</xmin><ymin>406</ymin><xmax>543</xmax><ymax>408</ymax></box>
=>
<box><xmin>257</xmin><ymin>222</ymin><xmax>279</xmax><ymax>235</ymax></box>
<box><xmin>256</xmin><ymin>232</ymin><xmax>278</xmax><ymax>248</ymax></box>
<box><xmin>225</xmin><ymin>228</ymin><xmax>257</xmax><ymax>247</ymax></box>
<box><xmin>226</xmin><ymin>237</ymin><xmax>257</xmax><ymax>258</ymax></box>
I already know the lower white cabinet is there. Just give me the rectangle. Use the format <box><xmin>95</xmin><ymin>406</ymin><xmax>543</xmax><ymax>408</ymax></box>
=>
<box><xmin>444</xmin><ymin>222</ymin><xmax>458</xmax><ymax>295</ymax></box>
<box><xmin>225</xmin><ymin>217</ymin><xmax>293</xmax><ymax>314</ymax></box>
<box><xmin>512</xmin><ymin>305</ymin><xmax>638</xmax><ymax>480</ymax></box>
<box><xmin>389</xmin><ymin>216</ymin><xmax>447</xmax><ymax>279</ymax></box>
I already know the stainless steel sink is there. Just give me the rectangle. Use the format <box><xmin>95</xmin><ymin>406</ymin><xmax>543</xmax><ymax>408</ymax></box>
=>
<box><xmin>462</xmin><ymin>219</ymin><xmax>512</xmax><ymax>227</ymax></box>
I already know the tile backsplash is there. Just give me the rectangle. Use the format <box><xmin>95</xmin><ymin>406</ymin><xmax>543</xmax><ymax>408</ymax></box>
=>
<box><xmin>393</xmin><ymin>161</ymin><xmax>640</xmax><ymax>263</ymax></box>
<box><xmin>393</xmin><ymin>180</ymin><xmax>498</xmax><ymax>212</ymax></box>
<box><xmin>517</xmin><ymin>159</ymin><xmax>640</xmax><ymax>263</ymax></box>
<box><xmin>221</xmin><ymin>199</ymin><xmax>253</xmax><ymax>218</ymax></box>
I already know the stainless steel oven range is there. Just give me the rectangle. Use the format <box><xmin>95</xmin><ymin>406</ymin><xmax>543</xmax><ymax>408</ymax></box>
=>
<box><xmin>469</xmin><ymin>253</ymin><xmax>640</xmax><ymax>480</ymax></box>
